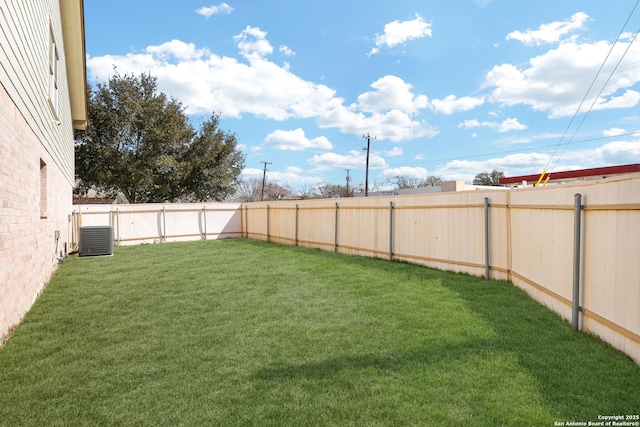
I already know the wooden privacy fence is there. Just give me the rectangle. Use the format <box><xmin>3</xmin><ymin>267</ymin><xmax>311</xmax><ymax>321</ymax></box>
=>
<box><xmin>72</xmin><ymin>203</ymin><xmax>242</xmax><ymax>246</ymax></box>
<box><xmin>243</xmin><ymin>173</ymin><xmax>640</xmax><ymax>365</ymax></box>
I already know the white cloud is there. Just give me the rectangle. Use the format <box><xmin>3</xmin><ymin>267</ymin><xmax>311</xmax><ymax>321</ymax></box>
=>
<box><xmin>380</xmin><ymin>166</ymin><xmax>429</xmax><ymax>181</ymax></box>
<box><xmin>429</xmin><ymin>139</ymin><xmax>640</xmax><ymax>183</ymax></box>
<box><xmin>564</xmin><ymin>140</ymin><xmax>640</xmax><ymax>164</ymax></box>
<box><xmin>506</xmin><ymin>12</ymin><xmax>589</xmax><ymax>46</ymax></box>
<box><xmin>459</xmin><ymin>119</ymin><xmax>485</xmax><ymax>129</ymax></box>
<box><xmin>195</xmin><ymin>3</ymin><xmax>233</xmax><ymax>18</ymax></box>
<box><xmin>145</xmin><ymin>40</ymin><xmax>208</xmax><ymax>61</ymax></box>
<box><xmin>269</xmin><ymin>168</ymin><xmax>324</xmax><ymax>187</ymax></box>
<box><xmin>87</xmin><ymin>38</ymin><xmax>335</xmax><ymax>120</ymax></box>
<box><xmin>240</xmin><ymin>167</ymin><xmax>264</xmax><ymax>180</ymax></box>
<box><xmin>308</xmin><ymin>150</ymin><xmax>388</xmax><ymax>171</ymax></box>
<box><xmin>87</xmin><ymin>33</ymin><xmax>439</xmax><ymax>142</ymax></box>
<box><xmin>317</xmin><ymin>106</ymin><xmax>439</xmax><ymax>142</ymax></box>
<box><xmin>593</xmin><ymin>90</ymin><xmax>640</xmax><ymax>111</ymax></box>
<box><xmin>430</xmin><ymin>95</ymin><xmax>485</xmax><ymax>115</ymax></box>
<box><xmin>358</xmin><ymin>75</ymin><xmax>429</xmax><ymax>114</ymax></box>
<box><xmin>241</xmin><ymin>166</ymin><xmax>323</xmax><ymax>187</ymax></box>
<box><xmin>233</xmin><ymin>26</ymin><xmax>274</xmax><ymax>61</ymax></box>
<box><xmin>370</xmin><ymin>13</ymin><xmax>432</xmax><ymax>55</ymax></box>
<box><xmin>279</xmin><ymin>45</ymin><xmax>295</xmax><ymax>57</ymax></box>
<box><xmin>434</xmin><ymin>152</ymin><xmax>551</xmax><ymax>182</ymax></box>
<box><xmin>384</xmin><ymin>147</ymin><xmax>403</xmax><ymax>157</ymax></box>
<box><xmin>498</xmin><ymin>117</ymin><xmax>528</xmax><ymax>132</ymax></box>
<box><xmin>264</xmin><ymin>128</ymin><xmax>333</xmax><ymax>151</ymax></box>
<box><xmin>603</xmin><ymin>127</ymin><xmax>627</xmax><ymax>137</ymax></box>
<box><xmin>367</xmin><ymin>47</ymin><xmax>380</xmax><ymax>57</ymax></box>
<box><xmin>484</xmin><ymin>38</ymin><xmax>640</xmax><ymax>117</ymax></box>
<box><xmin>458</xmin><ymin>117</ymin><xmax>527</xmax><ymax>132</ymax></box>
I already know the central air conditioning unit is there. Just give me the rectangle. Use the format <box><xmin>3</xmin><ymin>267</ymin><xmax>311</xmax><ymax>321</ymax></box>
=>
<box><xmin>79</xmin><ymin>226</ymin><xmax>114</xmax><ymax>257</ymax></box>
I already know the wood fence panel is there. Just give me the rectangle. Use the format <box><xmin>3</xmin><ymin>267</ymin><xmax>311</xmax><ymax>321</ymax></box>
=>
<box><xmin>488</xmin><ymin>191</ymin><xmax>510</xmax><ymax>280</ymax></box>
<box><xmin>267</xmin><ymin>203</ymin><xmax>297</xmax><ymax>245</ymax></box>
<box><xmin>73</xmin><ymin>203</ymin><xmax>242</xmax><ymax>246</ymax></box>
<box><xmin>117</xmin><ymin>210</ymin><xmax>164</xmax><ymax>244</ymax></box>
<box><xmin>298</xmin><ymin>203</ymin><xmax>335</xmax><ymax>250</ymax></box>
<box><xmin>579</xmin><ymin>176</ymin><xmax>640</xmax><ymax>362</ymax></box>
<box><xmin>338</xmin><ymin>204</ymin><xmax>390</xmax><ymax>258</ymax></box>
<box><xmin>242</xmin><ymin>173</ymin><xmax>640</xmax><ymax>364</ymax></box>
<box><xmin>73</xmin><ymin>175</ymin><xmax>640</xmax><ymax>364</ymax></box>
<box><xmin>245</xmin><ymin>205</ymin><xmax>267</xmax><ymax>240</ymax></box>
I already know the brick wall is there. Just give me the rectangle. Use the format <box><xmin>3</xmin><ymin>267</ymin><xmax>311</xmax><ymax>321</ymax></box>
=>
<box><xmin>0</xmin><ymin>82</ymin><xmax>73</xmax><ymax>344</ymax></box>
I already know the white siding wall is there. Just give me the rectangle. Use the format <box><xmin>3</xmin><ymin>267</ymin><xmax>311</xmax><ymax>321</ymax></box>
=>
<box><xmin>0</xmin><ymin>0</ymin><xmax>75</xmax><ymax>184</ymax></box>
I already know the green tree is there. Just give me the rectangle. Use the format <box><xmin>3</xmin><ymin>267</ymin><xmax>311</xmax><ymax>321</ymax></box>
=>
<box><xmin>75</xmin><ymin>72</ymin><xmax>245</xmax><ymax>203</ymax></box>
<box><xmin>179</xmin><ymin>114</ymin><xmax>246</xmax><ymax>202</ymax></box>
<box><xmin>473</xmin><ymin>170</ymin><xmax>505</xmax><ymax>186</ymax></box>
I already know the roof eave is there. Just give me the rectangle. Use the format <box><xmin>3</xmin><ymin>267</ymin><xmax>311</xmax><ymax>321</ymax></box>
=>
<box><xmin>60</xmin><ymin>0</ymin><xmax>88</xmax><ymax>131</ymax></box>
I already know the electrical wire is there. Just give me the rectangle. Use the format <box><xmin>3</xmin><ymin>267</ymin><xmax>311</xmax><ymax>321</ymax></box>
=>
<box><xmin>543</xmin><ymin>0</ymin><xmax>640</xmax><ymax>175</ymax></box>
<box><xmin>551</xmin><ymin>27</ymin><xmax>640</xmax><ymax>172</ymax></box>
<box><xmin>385</xmin><ymin>130</ymin><xmax>640</xmax><ymax>169</ymax></box>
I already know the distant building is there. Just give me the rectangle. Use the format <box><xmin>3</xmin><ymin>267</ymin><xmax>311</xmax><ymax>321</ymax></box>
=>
<box><xmin>0</xmin><ymin>1</ymin><xmax>87</xmax><ymax>343</ymax></box>
<box><xmin>499</xmin><ymin>163</ymin><xmax>640</xmax><ymax>187</ymax></box>
<box><xmin>355</xmin><ymin>181</ymin><xmax>509</xmax><ymax>197</ymax></box>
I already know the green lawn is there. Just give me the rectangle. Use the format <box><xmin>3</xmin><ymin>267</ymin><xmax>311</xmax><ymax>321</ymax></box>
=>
<box><xmin>1</xmin><ymin>239</ymin><xmax>638</xmax><ymax>426</ymax></box>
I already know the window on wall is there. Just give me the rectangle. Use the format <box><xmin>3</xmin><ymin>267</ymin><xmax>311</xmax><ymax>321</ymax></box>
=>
<box><xmin>40</xmin><ymin>159</ymin><xmax>47</xmax><ymax>218</ymax></box>
<box><xmin>48</xmin><ymin>25</ymin><xmax>60</xmax><ymax>118</ymax></box>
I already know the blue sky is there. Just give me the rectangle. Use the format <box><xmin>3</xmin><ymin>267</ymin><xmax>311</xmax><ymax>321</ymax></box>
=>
<box><xmin>84</xmin><ymin>0</ymin><xmax>640</xmax><ymax>191</ymax></box>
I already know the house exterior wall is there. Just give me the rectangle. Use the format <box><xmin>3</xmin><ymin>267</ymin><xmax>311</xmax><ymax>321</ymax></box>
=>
<box><xmin>0</xmin><ymin>0</ymin><xmax>85</xmax><ymax>343</ymax></box>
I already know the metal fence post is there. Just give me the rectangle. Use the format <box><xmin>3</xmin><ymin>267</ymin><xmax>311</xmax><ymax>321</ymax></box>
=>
<box><xmin>572</xmin><ymin>193</ymin><xmax>583</xmax><ymax>332</ymax></box>
<box><xmin>484</xmin><ymin>197</ymin><xmax>490</xmax><ymax>280</ymax></box>
<box><xmin>162</xmin><ymin>206</ymin><xmax>167</xmax><ymax>243</ymax></box>
<box><xmin>389</xmin><ymin>201</ymin><xmax>394</xmax><ymax>261</ymax></box>
<box><xmin>295</xmin><ymin>204</ymin><xmax>299</xmax><ymax>246</ymax></box>
<box><xmin>334</xmin><ymin>203</ymin><xmax>339</xmax><ymax>253</ymax></box>
<box><xmin>203</xmin><ymin>205</ymin><xmax>207</xmax><ymax>240</ymax></box>
<box><xmin>244</xmin><ymin>205</ymin><xmax>249</xmax><ymax>239</ymax></box>
<box><xmin>116</xmin><ymin>208</ymin><xmax>120</xmax><ymax>246</ymax></box>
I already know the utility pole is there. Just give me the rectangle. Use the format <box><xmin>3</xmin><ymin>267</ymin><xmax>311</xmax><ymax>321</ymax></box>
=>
<box><xmin>362</xmin><ymin>133</ymin><xmax>375</xmax><ymax>197</ymax></box>
<box><xmin>345</xmin><ymin>169</ymin><xmax>351</xmax><ymax>196</ymax></box>
<box><xmin>260</xmin><ymin>161</ymin><xmax>271</xmax><ymax>201</ymax></box>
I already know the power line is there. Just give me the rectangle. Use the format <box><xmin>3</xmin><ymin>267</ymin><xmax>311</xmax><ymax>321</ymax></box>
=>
<box><xmin>551</xmin><ymin>27</ymin><xmax>640</xmax><ymax>172</ymax></box>
<box><xmin>384</xmin><ymin>130</ymin><xmax>640</xmax><ymax>169</ymax></box>
<box><xmin>542</xmin><ymin>0</ymin><xmax>640</xmax><ymax>179</ymax></box>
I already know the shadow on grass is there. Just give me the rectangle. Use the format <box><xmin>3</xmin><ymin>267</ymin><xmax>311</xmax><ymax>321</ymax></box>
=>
<box><xmin>246</xmin><ymin>242</ymin><xmax>640</xmax><ymax>418</ymax></box>
<box><xmin>253</xmin><ymin>340</ymin><xmax>490</xmax><ymax>381</ymax></box>
<box><xmin>440</xmin><ymin>278</ymin><xmax>640</xmax><ymax>414</ymax></box>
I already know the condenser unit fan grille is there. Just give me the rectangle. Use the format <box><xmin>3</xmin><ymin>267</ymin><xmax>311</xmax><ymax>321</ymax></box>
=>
<box><xmin>79</xmin><ymin>226</ymin><xmax>114</xmax><ymax>257</ymax></box>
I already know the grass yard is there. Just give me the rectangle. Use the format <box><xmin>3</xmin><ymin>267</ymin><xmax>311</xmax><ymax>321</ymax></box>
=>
<box><xmin>0</xmin><ymin>239</ymin><xmax>638</xmax><ymax>426</ymax></box>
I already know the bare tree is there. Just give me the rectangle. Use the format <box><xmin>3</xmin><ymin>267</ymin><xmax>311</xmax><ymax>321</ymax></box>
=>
<box><xmin>386</xmin><ymin>175</ymin><xmax>443</xmax><ymax>189</ymax></box>
<box><xmin>234</xmin><ymin>178</ymin><xmax>294</xmax><ymax>201</ymax></box>
<box><xmin>421</xmin><ymin>175</ymin><xmax>443</xmax><ymax>187</ymax></box>
<box><xmin>317</xmin><ymin>183</ymin><xmax>352</xmax><ymax>198</ymax></box>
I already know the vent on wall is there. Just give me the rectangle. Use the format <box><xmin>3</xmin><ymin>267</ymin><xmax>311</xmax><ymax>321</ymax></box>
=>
<box><xmin>79</xmin><ymin>226</ymin><xmax>114</xmax><ymax>257</ymax></box>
